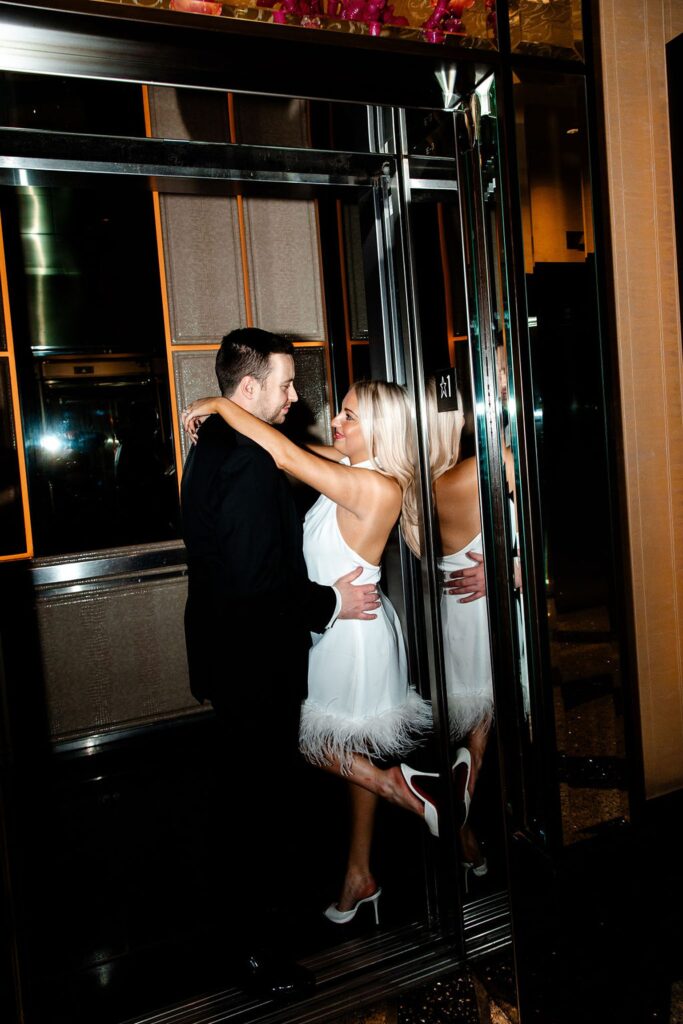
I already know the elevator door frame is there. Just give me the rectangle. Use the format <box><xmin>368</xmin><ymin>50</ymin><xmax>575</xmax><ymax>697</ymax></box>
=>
<box><xmin>0</xmin><ymin>12</ymin><xmax>528</xmax><ymax>1024</ymax></box>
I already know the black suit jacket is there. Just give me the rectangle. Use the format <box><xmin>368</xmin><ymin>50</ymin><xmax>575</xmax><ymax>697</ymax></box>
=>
<box><xmin>181</xmin><ymin>415</ymin><xmax>336</xmax><ymax>707</ymax></box>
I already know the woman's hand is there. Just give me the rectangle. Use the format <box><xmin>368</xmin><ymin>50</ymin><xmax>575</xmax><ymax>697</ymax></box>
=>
<box><xmin>181</xmin><ymin>396</ymin><xmax>221</xmax><ymax>444</ymax></box>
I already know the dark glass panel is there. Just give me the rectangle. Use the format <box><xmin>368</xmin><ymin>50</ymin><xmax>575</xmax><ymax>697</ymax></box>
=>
<box><xmin>15</xmin><ymin>187</ymin><xmax>163</xmax><ymax>354</ymax></box>
<box><xmin>0</xmin><ymin>359</ymin><xmax>26</xmax><ymax>555</ymax></box>
<box><xmin>1</xmin><ymin>183</ymin><xmax>179</xmax><ymax>556</ymax></box>
<box><xmin>0</xmin><ymin>72</ymin><xmax>146</xmax><ymax>136</ymax></box>
<box><xmin>350</xmin><ymin>342</ymin><xmax>370</xmax><ymax>383</ymax></box>
<box><xmin>513</xmin><ymin>70</ymin><xmax>629</xmax><ymax>842</ymax></box>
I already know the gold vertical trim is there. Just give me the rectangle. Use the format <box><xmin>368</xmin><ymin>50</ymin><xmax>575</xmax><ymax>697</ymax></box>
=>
<box><xmin>0</xmin><ymin>210</ymin><xmax>34</xmax><ymax>559</ymax></box>
<box><xmin>235</xmin><ymin>196</ymin><xmax>254</xmax><ymax>329</ymax></box>
<box><xmin>228</xmin><ymin>93</ymin><xmax>254</xmax><ymax>329</ymax></box>
<box><xmin>142</xmin><ymin>84</ymin><xmax>186</xmax><ymax>490</ymax></box>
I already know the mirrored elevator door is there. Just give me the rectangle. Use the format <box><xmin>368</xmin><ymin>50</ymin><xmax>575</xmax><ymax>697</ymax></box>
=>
<box><xmin>0</xmin><ymin>71</ymin><xmax>523</xmax><ymax>1024</ymax></box>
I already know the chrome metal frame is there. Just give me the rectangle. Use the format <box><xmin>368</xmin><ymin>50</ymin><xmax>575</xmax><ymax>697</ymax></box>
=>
<box><xmin>0</xmin><ymin>12</ymin><xmax>519</xmax><ymax>1023</ymax></box>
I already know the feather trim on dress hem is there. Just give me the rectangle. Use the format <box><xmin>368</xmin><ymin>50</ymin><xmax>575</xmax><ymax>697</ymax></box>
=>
<box><xmin>447</xmin><ymin>693</ymin><xmax>494</xmax><ymax>741</ymax></box>
<box><xmin>299</xmin><ymin>688</ymin><xmax>431</xmax><ymax>775</ymax></box>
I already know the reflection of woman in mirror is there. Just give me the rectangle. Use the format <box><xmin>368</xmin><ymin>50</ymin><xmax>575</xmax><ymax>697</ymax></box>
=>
<box><xmin>183</xmin><ymin>381</ymin><xmax>433</xmax><ymax>925</ymax></box>
<box><xmin>403</xmin><ymin>379</ymin><xmax>493</xmax><ymax>884</ymax></box>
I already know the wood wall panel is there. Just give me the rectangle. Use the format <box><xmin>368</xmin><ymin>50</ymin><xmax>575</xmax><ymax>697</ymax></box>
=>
<box><xmin>599</xmin><ymin>1</ymin><xmax>683</xmax><ymax>797</ymax></box>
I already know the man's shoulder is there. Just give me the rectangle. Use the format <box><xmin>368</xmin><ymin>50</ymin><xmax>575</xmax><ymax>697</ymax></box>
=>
<box><xmin>188</xmin><ymin>417</ymin><xmax>279</xmax><ymax>481</ymax></box>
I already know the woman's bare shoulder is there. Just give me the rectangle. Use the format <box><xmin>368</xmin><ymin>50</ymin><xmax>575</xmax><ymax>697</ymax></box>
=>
<box><xmin>356</xmin><ymin>464</ymin><xmax>403</xmax><ymax>512</ymax></box>
<box><xmin>437</xmin><ymin>455</ymin><xmax>478</xmax><ymax>497</ymax></box>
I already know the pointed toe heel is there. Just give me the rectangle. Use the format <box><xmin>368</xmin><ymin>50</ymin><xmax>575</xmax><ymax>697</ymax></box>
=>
<box><xmin>452</xmin><ymin>747</ymin><xmax>472</xmax><ymax>827</ymax></box>
<box><xmin>400</xmin><ymin>764</ymin><xmax>441</xmax><ymax>838</ymax></box>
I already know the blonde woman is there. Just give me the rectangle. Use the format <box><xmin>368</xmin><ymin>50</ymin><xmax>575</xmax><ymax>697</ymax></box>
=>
<box><xmin>402</xmin><ymin>379</ymin><xmax>493</xmax><ymax>883</ymax></box>
<box><xmin>183</xmin><ymin>380</ymin><xmax>434</xmax><ymax>925</ymax></box>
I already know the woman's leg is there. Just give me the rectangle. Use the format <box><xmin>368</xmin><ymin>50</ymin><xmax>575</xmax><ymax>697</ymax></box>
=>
<box><xmin>335</xmin><ymin>786</ymin><xmax>380</xmax><ymax>911</ymax></box>
<box><xmin>465</xmin><ymin>717</ymin><xmax>490</xmax><ymax>798</ymax></box>
<box><xmin>321</xmin><ymin>756</ymin><xmax>424</xmax><ymax>817</ymax></box>
<box><xmin>458</xmin><ymin>717</ymin><xmax>491</xmax><ymax>866</ymax></box>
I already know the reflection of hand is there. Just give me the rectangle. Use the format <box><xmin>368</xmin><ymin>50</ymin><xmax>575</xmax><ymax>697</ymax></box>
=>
<box><xmin>514</xmin><ymin>555</ymin><xmax>522</xmax><ymax>591</ymax></box>
<box><xmin>444</xmin><ymin>550</ymin><xmax>485</xmax><ymax>603</ymax></box>
<box><xmin>336</xmin><ymin>566</ymin><xmax>381</xmax><ymax>621</ymax></box>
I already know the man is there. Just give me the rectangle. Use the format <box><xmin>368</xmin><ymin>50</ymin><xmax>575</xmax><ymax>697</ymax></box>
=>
<box><xmin>181</xmin><ymin>327</ymin><xmax>379</xmax><ymax>1000</ymax></box>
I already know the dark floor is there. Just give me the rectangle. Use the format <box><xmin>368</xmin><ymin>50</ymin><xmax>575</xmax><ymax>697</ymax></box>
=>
<box><xmin>4</xmin><ymin>596</ymin><xmax>683</xmax><ymax>1024</ymax></box>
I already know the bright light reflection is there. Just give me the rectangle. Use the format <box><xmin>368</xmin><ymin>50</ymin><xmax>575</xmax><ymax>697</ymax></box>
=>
<box><xmin>40</xmin><ymin>433</ymin><xmax>63</xmax><ymax>454</ymax></box>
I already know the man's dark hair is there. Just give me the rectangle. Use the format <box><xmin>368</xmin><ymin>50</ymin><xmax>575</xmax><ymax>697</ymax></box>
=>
<box><xmin>215</xmin><ymin>328</ymin><xmax>294</xmax><ymax>396</ymax></box>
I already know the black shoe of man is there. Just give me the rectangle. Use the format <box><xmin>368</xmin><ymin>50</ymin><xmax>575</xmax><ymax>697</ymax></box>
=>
<box><xmin>235</xmin><ymin>949</ymin><xmax>316</xmax><ymax>1001</ymax></box>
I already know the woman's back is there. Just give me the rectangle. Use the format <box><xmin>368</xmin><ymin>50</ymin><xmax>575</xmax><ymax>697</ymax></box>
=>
<box><xmin>434</xmin><ymin>456</ymin><xmax>481</xmax><ymax>555</ymax></box>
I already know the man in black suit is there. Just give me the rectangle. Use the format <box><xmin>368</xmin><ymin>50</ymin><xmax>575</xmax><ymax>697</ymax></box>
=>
<box><xmin>181</xmin><ymin>328</ymin><xmax>378</xmax><ymax>1000</ymax></box>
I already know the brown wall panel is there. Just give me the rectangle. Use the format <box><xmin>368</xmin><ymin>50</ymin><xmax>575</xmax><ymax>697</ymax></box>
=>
<box><xmin>146</xmin><ymin>85</ymin><xmax>230</xmax><ymax>142</ymax></box>
<box><xmin>231</xmin><ymin>95</ymin><xmax>310</xmax><ymax>148</ymax></box>
<box><xmin>242</xmin><ymin>198</ymin><xmax>326</xmax><ymax>340</ymax></box>
<box><xmin>173</xmin><ymin>349</ymin><xmax>219</xmax><ymax>465</ymax></box>
<box><xmin>159</xmin><ymin>194</ymin><xmax>247</xmax><ymax>344</ymax></box>
<box><xmin>36</xmin><ymin>573</ymin><xmax>197</xmax><ymax>742</ymax></box>
<box><xmin>599</xmin><ymin>0</ymin><xmax>683</xmax><ymax>797</ymax></box>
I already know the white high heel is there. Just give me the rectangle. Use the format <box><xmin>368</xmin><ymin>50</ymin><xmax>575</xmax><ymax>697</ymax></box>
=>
<box><xmin>323</xmin><ymin>887</ymin><xmax>382</xmax><ymax>925</ymax></box>
<box><xmin>400</xmin><ymin>764</ymin><xmax>440</xmax><ymax>838</ymax></box>
<box><xmin>452</xmin><ymin>747</ymin><xmax>472</xmax><ymax>826</ymax></box>
<box><xmin>462</xmin><ymin>856</ymin><xmax>488</xmax><ymax>895</ymax></box>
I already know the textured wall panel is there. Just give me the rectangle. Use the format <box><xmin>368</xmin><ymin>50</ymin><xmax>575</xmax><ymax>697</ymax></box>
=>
<box><xmin>290</xmin><ymin>346</ymin><xmax>332</xmax><ymax>445</ymax></box>
<box><xmin>146</xmin><ymin>85</ymin><xmax>230</xmax><ymax>142</ymax></box>
<box><xmin>159</xmin><ymin>194</ymin><xmax>247</xmax><ymax>344</ymax></box>
<box><xmin>243</xmin><ymin>198</ymin><xmax>326</xmax><ymax>340</ymax></box>
<box><xmin>36</xmin><ymin>574</ymin><xmax>197</xmax><ymax>741</ymax></box>
<box><xmin>599</xmin><ymin>0</ymin><xmax>683</xmax><ymax>797</ymax></box>
<box><xmin>173</xmin><ymin>349</ymin><xmax>218</xmax><ymax>465</ymax></box>
<box><xmin>232</xmin><ymin>95</ymin><xmax>310</xmax><ymax>148</ymax></box>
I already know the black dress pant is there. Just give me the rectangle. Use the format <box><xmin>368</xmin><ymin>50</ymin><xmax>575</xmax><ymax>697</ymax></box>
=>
<box><xmin>207</xmin><ymin>678</ymin><xmax>304</xmax><ymax>952</ymax></box>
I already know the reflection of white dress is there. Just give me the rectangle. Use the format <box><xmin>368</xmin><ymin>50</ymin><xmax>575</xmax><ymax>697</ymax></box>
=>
<box><xmin>439</xmin><ymin>535</ymin><xmax>494</xmax><ymax>739</ymax></box>
<box><xmin>299</xmin><ymin>460</ymin><xmax>431</xmax><ymax>771</ymax></box>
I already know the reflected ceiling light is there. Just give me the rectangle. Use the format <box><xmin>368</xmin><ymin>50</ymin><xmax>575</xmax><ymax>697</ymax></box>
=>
<box><xmin>435</xmin><ymin>67</ymin><xmax>458</xmax><ymax>110</ymax></box>
<box><xmin>475</xmin><ymin>73</ymin><xmax>494</xmax><ymax>116</ymax></box>
<box><xmin>40</xmin><ymin>433</ymin><xmax>63</xmax><ymax>454</ymax></box>
<box><xmin>566</xmin><ymin>128</ymin><xmax>579</xmax><ymax>135</ymax></box>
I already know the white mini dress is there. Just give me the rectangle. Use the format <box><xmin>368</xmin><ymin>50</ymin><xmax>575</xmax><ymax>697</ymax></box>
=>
<box><xmin>439</xmin><ymin>534</ymin><xmax>494</xmax><ymax>739</ymax></box>
<box><xmin>299</xmin><ymin>460</ymin><xmax>431</xmax><ymax>772</ymax></box>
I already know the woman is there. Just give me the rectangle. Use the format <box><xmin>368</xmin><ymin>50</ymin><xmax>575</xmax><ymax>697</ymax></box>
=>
<box><xmin>183</xmin><ymin>380</ymin><xmax>434</xmax><ymax>925</ymax></box>
<box><xmin>402</xmin><ymin>379</ymin><xmax>493</xmax><ymax>884</ymax></box>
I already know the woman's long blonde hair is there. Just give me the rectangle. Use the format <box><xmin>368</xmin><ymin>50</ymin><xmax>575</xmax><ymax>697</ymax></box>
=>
<box><xmin>352</xmin><ymin>379</ymin><xmax>415</xmax><ymax>505</ymax></box>
<box><xmin>401</xmin><ymin>377</ymin><xmax>465</xmax><ymax>557</ymax></box>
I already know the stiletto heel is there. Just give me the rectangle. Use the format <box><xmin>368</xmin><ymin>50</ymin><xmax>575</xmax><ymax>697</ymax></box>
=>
<box><xmin>452</xmin><ymin>747</ymin><xmax>472</xmax><ymax>827</ymax></box>
<box><xmin>461</xmin><ymin>857</ymin><xmax>488</xmax><ymax>895</ymax></box>
<box><xmin>400</xmin><ymin>764</ymin><xmax>440</xmax><ymax>838</ymax></box>
<box><xmin>323</xmin><ymin>887</ymin><xmax>382</xmax><ymax>925</ymax></box>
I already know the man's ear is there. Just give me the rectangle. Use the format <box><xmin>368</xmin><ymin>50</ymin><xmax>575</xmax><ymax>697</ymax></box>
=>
<box><xmin>237</xmin><ymin>375</ymin><xmax>259</xmax><ymax>404</ymax></box>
